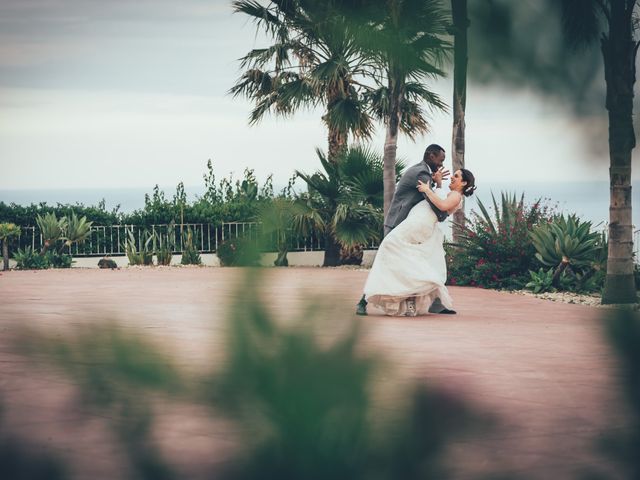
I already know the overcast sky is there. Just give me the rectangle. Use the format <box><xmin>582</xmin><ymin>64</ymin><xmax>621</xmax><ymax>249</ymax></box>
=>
<box><xmin>0</xmin><ymin>0</ymin><xmax>636</xmax><ymax>192</ymax></box>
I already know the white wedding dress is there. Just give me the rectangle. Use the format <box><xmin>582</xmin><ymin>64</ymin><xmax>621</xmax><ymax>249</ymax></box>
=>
<box><xmin>364</xmin><ymin>199</ymin><xmax>458</xmax><ymax>316</ymax></box>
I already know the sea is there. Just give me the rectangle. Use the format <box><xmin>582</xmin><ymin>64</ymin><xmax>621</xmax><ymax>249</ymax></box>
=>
<box><xmin>1</xmin><ymin>181</ymin><xmax>639</xmax><ymax>233</ymax></box>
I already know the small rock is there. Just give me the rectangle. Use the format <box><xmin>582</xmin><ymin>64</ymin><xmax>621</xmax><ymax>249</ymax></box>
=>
<box><xmin>98</xmin><ymin>257</ymin><xmax>118</xmax><ymax>269</ymax></box>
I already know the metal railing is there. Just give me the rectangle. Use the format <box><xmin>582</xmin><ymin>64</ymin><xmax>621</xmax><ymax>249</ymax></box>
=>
<box><xmin>13</xmin><ymin>223</ymin><xmax>638</xmax><ymax>261</ymax></box>
<box><xmin>14</xmin><ymin>222</ymin><xmax>338</xmax><ymax>257</ymax></box>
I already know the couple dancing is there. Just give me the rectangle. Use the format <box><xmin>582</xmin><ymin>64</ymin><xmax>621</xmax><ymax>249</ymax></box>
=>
<box><xmin>356</xmin><ymin>144</ymin><xmax>476</xmax><ymax>317</ymax></box>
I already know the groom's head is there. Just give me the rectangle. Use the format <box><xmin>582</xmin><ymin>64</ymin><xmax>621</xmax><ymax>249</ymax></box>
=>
<box><xmin>423</xmin><ymin>144</ymin><xmax>445</xmax><ymax>171</ymax></box>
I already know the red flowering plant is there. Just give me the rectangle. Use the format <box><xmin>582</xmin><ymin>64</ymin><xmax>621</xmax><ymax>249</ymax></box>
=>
<box><xmin>446</xmin><ymin>192</ymin><xmax>554</xmax><ymax>289</ymax></box>
<box><xmin>216</xmin><ymin>236</ymin><xmax>261</xmax><ymax>266</ymax></box>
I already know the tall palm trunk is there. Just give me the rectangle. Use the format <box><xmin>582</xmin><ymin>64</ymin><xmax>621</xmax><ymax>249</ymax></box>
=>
<box><xmin>601</xmin><ymin>0</ymin><xmax>638</xmax><ymax>303</ymax></box>
<box><xmin>325</xmin><ymin>87</ymin><xmax>350</xmax><ymax>265</ymax></box>
<box><xmin>2</xmin><ymin>240</ymin><xmax>8</xmax><ymax>271</ymax></box>
<box><xmin>383</xmin><ymin>80</ymin><xmax>401</xmax><ymax>233</ymax></box>
<box><xmin>451</xmin><ymin>0</ymin><xmax>468</xmax><ymax>243</ymax></box>
<box><xmin>322</xmin><ymin>229</ymin><xmax>342</xmax><ymax>266</ymax></box>
<box><xmin>326</xmin><ymin>87</ymin><xmax>349</xmax><ymax>164</ymax></box>
<box><xmin>327</xmin><ymin>127</ymin><xmax>348</xmax><ymax>165</ymax></box>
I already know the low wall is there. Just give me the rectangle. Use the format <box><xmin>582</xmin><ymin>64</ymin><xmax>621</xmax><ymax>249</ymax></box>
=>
<box><xmin>5</xmin><ymin>250</ymin><xmax>378</xmax><ymax>269</ymax></box>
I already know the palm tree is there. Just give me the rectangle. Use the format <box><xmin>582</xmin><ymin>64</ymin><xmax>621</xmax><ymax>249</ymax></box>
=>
<box><xmin>450</xmin><ymin>0</ymin><xmax>468</xmax><ymax>242</ymax></box>
<box><xmin>61</xmin><ymin>212</ymin><xmax>93</xmax><ymax>253</ymax></box>
<box><xmin>36</xmin><ymin>212</ymin><xmax>67</xmax><ymax>255</ymax></box>
<box><xmin>295</xmin><ymin>145</ymin><xmax>402</xmax><ymax>266</ymax></box>
<box><xmin>559</xmin><ymin>0</ymin><xmax>637</xmax><ymax>303</ymax></box>
<box><xmin>0</xmin><ymin>223</ymin><xmax>21</xmax><ymax>271</ymax></box>
<box><xmin>230</xmin><ymin>0</ymin><xmax>375</xmax><ymax>163</ymax></box>
<box><xmin>356</xmin><ymin>0</ymin><xmax>449</xmax><ymax>223</ymax></box>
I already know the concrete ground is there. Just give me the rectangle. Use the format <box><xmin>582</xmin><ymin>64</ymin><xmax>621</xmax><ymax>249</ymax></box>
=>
<box><xmin>0</xmin><ymin>267</ymin><xmax>630</xmax><ymax>479</ymax></box>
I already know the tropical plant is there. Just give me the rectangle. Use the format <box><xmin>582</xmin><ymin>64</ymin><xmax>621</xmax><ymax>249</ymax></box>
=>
<box><xmin>13</xmin><ymin>246</ymin><xmax>50</xmax><ymax>270</ymax></box>
<box><xmin>154</xmin><ymin>223</ymin><xmax>175</xmax><ymax>267</ymax></box>
<box><xmin>557</xmin><ymin>0</ymin><xmax>638</xmax><ymax>303</ymax></box>
<box><xmin>36</xmin><ymin>212</ymin><xmax>67</xmax><ymax>255</ymax></box>
<box><xmin>124</xmin><ymin>228</ymin><xmax>154</xmax><ymax>266</ymax></box>
<box><xmin>61</xmin><ymin>212</ymin><xmax>93</xmax><ymax>252</ymax></box>
<box><xmin>0</xmin><ymin>223</ymin><xmax>21</xmax><ymax>271</ymax></box>
<box><xmin>230</xmin><ymin>0</ymin><xmax>375</xmax><ymax>163</ymax></box>
<box><xmin>465</xmin><ymin>0</ymin><xmax>638</xmax><ymax>303</ymax></box>
<box><xmin>450</xmin><ymin>0</ymin><xmax>468</xmax><ymax>241</ymax></box>
<box><xmin>258</xmin><ymin>197</ymin><xmax>300</xmax><ymax>267</ymax></box>
<box><xmin>295</xmin><ymin>146</ymin><xmax>399</xmax><ymax>266</ymax></box>
<box><xmin>530</xmin><ymin>214</ymin><xmax>602</xmax><ymax>288</ymax></box>
<box><xmin>216</xmin><ymin>237</ymin><xmax>261</xmax><ymax>267</ymax></box>
<box><xmin>525</xmin><ymin>268</ymin><xmax>556</xmax><ymax>294</ymax></box>
<box><xmin>355</xmin><ymin>0</ymin><xmax>449</xmax><ymax>220</ymax></box>
<box><xmin>155</xmin><ymin>237</ymin><xmax>173</xmax><ymax>266</ymax></box>
<box><xmin>448</xmin><ymin>192</ymin><xmax>552</xmax><ymax>289</ymax></box>
<box><xmin>180</xmin><ymin>228</ymin><xmax>202</xmax><ymax>266</ymax></box>
<box><xmin>46</xmin><ymin>251</ymin><xmax>73</xmax><ymax>269</ymax></box>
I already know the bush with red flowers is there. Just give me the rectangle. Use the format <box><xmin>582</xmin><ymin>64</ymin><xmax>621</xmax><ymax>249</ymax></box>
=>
<box><xmin>446</xmin><ymin>192</ymin><xmax>554</xmax><ymax>290</ymax></box>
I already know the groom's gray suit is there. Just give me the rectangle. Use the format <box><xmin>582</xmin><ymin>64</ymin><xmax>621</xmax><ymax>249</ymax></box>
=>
<box><xmin>384</xmin><ymin>160</ymin><xmax>448</xmax><ymax>235</ymax></box>
<box><xmin>382</xmin><ymin>160</ymin><xmax>449</xmax><ymax>314</ymax></box>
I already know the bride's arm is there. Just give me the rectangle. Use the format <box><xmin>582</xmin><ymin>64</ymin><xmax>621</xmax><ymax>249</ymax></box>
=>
<box><xmin>417</xmin><ymin>180</ymin><xmax>461</xmax><ymax>212</ymax></box>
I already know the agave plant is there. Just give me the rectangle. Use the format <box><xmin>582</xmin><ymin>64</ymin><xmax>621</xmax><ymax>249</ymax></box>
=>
<box><xmin>124</xmin><ymin>228</ymin><xmax>154</xmax><ymax>266</ymax></box>
<box><xmin>36</xmin><ymin>212</ymin><xmax>67</xmax><ymax>254</ymax></box>
<box><xmin>62</xmin><ymin>212</ymin><xmax>93</xmax><ymax>252</ymax></box>
<box><xmin>530</xmin><ymin>214</ymin><xmax>602</xmax><ymax>287</ymax></box>
<box><xmin>525</xmin><ymin>268</ymin><xmax>556</xmax><ymax>294</ymax></box>
<box><xmin>0</xmin><ymin>222</ymin><xmax>21</xmax><ymax>271</ymax></box>
<box><xmin>180</xmin><ymin>228</ymin><xmax>202</xmax><ymax>266</ymax></box>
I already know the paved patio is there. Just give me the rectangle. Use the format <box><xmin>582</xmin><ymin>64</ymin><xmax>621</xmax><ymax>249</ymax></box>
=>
<box><xmin>0</xmin><ymin>268</ymin><xmax>629</xmax><ymax>479</ymax></box>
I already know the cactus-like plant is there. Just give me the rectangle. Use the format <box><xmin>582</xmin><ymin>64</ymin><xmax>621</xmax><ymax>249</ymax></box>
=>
<box><xmin>530</xmin><ymin>215</ymin><xmax>602</xmax><ymax>287</ymax></box>
<box><xmin>124</xmin><ymin>228</ymin><xmax>154</xmax><ymax>266</ymax></box>
<box><xmin>525</xmin><ymin>268</ymin><xmax>556</xmax><ymax>294</ymax></box>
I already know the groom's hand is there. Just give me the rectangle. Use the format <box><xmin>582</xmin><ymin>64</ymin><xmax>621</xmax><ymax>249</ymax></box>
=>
<box><xmin>431</xmin><ymin>167</ymin><xmax>450</xmax><ymax>188</ymax></box>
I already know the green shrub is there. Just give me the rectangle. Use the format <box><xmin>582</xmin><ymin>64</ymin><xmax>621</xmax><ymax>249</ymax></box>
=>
<box><xmin>447</xmin><ymin>192</ymin><xmax>553</xmax><ymax>289</ymax></box>
<box><xmin>180</xmin><ymin>229</ymin><xmax>202</xmax><ymax>266</ymax></box>
<box><xmin>46</xmin><ymin>251</ymin><xmax>73</xmax><ymax>269</ymax></box>
<box><xmin>530</xmin><ymin>214</ymin><xmax>603</xmax><ymax>289</ymax></box>
<box><xmin>124</xmin><ymin>229</ymin><xmax>154</xmax><ymax>266</ymax></box>
<box><xmin>217</xmin><ymin>237</ymin><xmax>261</xmax><ymax>267</ymax></box>
<box><xmin>154</xmin><ymin>228</ymin><xmax>174</xmax><ymax>266</ymax></box>
<box><xmin>13</xmin><ymin>247</ymin><xmax>50</xmax><ymax>270</ymax></box>
<box><xmin>525</xmin><ymin>268</ymin><xmax>556</xmax><ymax>293</ymax></box>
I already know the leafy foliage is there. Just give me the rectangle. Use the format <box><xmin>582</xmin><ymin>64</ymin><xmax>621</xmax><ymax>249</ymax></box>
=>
<box><xmin>12</xmin><ymin>247</ymin><xmax>73</xmax><ymax>269</ymax></box>
<box><xmin>295</xmin><ymin>145</ymin><xmax>399</xmax><ymax>264</ymax></box>
<box><xmin>124</xmin><ymin>228</ymin><xmax>154</xmax><ymax>266</ymax></box>
<box><xmin>36</xmin><ymin>212</ymin><xmax>67</xmax><ymax>254</ymax></box>
<box><xmin>0</xmin><ymin>223</ymin><xmax>21</xmax><ymax>241</ymax></box>
<box><xmin>180</xmin><ymin>228</ymin><xmax>202</xmax><ymax>266</ymax></box>
<box><xmin>447</xmin><ymin>192</ymin><xmax>554</xmax><ymax>289</ymax></box>
<box><xmin>231</xmin><ymin>0</ymin><xmax>377</xmax><ymax>160</ymax></box>
<box><xmin>216</xmin><ymin>237</ymin><xmax>260</xmax><ymax>267</ymax></box>
<box><xmin>13</xmin><ymin>247</ymin><xmax>51</xmax><ymax>270</ymax></box>
<box><xmin>63</xmin><ymin>212</ymin><xmax>93</xmax><ymax>249</ymax></box>
<box><xmin>525</xmin><ymin>268</ymin><xmax>556</xmax><ymax>294</ymax></box>
<box><xmin>530</xmin><ymin>214</ymin><xmax>603</xmax><ymax>288</ymax></box>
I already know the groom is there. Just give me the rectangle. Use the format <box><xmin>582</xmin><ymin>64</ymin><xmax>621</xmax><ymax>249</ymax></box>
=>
<box><xmin>355</xmin><ymin>143</ymin><xmax>455</xmax><ymax>315</ymax></box>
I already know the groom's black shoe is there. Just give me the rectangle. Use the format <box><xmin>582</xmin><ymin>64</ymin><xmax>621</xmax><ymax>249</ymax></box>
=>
<box><xmin>437</xmin><ymin>308</ymin><xmax>457</xmax><ymax>314</ymax></box>
<box><xmin>356</xmin><ymin>295</ymin><xmax>368</xmax><ymax>316</ymax></box>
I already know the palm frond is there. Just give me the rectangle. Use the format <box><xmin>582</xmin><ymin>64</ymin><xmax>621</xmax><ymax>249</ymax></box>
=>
<box><xmin>560</xmin><ymin>0</ymin><xmax>601</xmax><ymax>49</ymax></box>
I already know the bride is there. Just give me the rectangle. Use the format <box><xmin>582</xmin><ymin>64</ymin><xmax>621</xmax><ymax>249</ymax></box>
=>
<box><xmin>362</xmin><ymin>168</ymin><xmax>476</xmax><ymax>316</ymax></box>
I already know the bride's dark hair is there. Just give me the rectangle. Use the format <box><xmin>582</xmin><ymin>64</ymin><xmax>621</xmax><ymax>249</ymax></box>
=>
<box><xmin>460</xmin><ymin>169</ymin><xmax>476</xmax><ymax>197</ymax></box>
